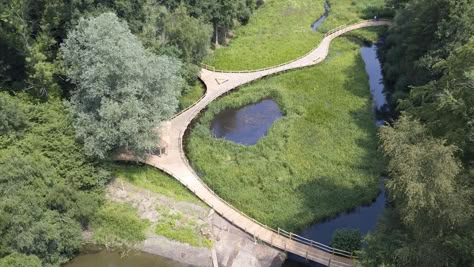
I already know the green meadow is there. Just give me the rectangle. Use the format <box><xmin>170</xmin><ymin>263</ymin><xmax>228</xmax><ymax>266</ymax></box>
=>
<box><xmin>187</xmin><ymin>38</ymin><xmax>384</xmax><ymax>231</ymax></box>
<box><xmin>203</xmin><ymin>0</ymin><xmax>384</xmax><ymax>71</ymax></box>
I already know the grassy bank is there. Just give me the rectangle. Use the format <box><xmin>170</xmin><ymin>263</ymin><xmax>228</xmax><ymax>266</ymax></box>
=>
<box><xmin>91</xmin><ymin>201</ymin><xmax>150</xmax><ymax>247</ymax></box>
<box><xmin>155</xmin><ymin>205</ymin><xmax>213</xmax><ymax>248</ymax></box>
<box><xmin>113</xmin><ymin>164</ymin><xmax>202</xmax><ymax>204</ymax></box>
<box><xmin>203</xmin><ymin>0</ymin><xmax>384</xmax><ymax>70</ymax></box>
<box><xmin>187</xmin><ymin>38</ymin><xmax>384</xmax><ymax>232</ymax></box>
<box><xmin>108</xmin><ymin>164</ymin><xmax>211</xmax><ymax>247</ymax></box>
<box><xmin>179</xmin><ymin>82</ymin><xmax>205</xmax><ymax>111</ymax></box>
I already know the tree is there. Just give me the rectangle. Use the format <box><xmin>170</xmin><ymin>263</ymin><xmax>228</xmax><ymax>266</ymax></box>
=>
<box><xmin>330</xmin><ymin>229</ymin><xmax>362</xmax><ymax>253</ymax></box>
<box><xmin>61</xmin><ymin>12</ymin><xmax>183</xmax><ymax>159</ymax></box>
<box><xmin>400</xmin><ymin>37</ymin><xmax>474</xmax><ymax>160</ymax></box>
<box><xmin>159</xmin><ymin>5</ymin><xmax>212</xmax><ymax>64</ymax></box>
<box><xmin>370</xmin><ymin>115</ymin><xmax>474</xmax><ymax>266</ymax></box>
<box><xmin>381</xmin><ymin>0</ymin><xmax>474</xmax><ymax>104</ymax></box>
<box><xmin>0</xmin><ymin>92</ymin><xmax>28</xmax><ymax>136</ymax></box>
<box><xmin>0</xmin><ymin>253</ymin><xmax>42</xmax><ymax>267</ymax></box>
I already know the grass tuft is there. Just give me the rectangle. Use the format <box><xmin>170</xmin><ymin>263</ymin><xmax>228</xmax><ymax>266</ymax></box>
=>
<box><xmin>155</xmin><ymin>205</ymin><xmax>213</xmax><ymax>248</ymax></box>
<box><xmin>91</xmin><ymin>201</ymin><xmax>150</xmax><ymax>248</ymax></box>
<box><xmin>112</xmin><ymin>163</ymin><xmax>202</xmax><ymax>204</ymax></box>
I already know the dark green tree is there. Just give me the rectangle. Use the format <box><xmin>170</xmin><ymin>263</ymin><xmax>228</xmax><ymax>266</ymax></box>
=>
<box><xmin>61</xmin><ymin>12</ymin><xmax>182</xmax><ymax>159</ymax></box>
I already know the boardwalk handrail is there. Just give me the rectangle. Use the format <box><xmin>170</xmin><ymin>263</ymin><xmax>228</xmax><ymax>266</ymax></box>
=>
<box><xmin>201</xmin><ymin>19</ymin><xmax>390</xmax><ymax>74</ymax></box>
<box><xmin>174</xmin><ymin>106</ymin><xmax>356</xmax><ymax>263</ymax></box>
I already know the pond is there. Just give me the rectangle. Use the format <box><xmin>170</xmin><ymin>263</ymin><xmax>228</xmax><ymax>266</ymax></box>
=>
<box><xmin>64</xmin><ymin>250</ymin><xmax>185</xmax><ymax>267</ymax></box>
<box><xmin>312</xmin><ymin>0</ymin><xmax>330</xmax><ymax>31</ymax></box>
<box><xmin>210</xmin><ymin>98</ymin><xmax>283</xmax><ymax>145</ymax></box>
<box><xmin>283</xmin><ymin>42</ymin><xmax>390</xmax><ymax>267</ymax></box>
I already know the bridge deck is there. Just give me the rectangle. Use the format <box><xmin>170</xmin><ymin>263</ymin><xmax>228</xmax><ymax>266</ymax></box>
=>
<box><xmin>119</xmin><ymin>20</ymin><xmax>391</xmax><ymax>267</ymax></box>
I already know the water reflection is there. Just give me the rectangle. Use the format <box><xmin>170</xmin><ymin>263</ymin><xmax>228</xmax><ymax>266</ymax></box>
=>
<box><xmin>210</xmin><ymin>99</ymin><xmax>283</xmax><ymax>145</ymax></box>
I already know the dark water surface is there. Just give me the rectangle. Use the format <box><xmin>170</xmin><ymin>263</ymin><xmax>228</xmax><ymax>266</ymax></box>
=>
<box><xmin>210</xmin><ymin>99</ymin><xmax>283</xmax><ymax>145</ymax></box>
<box><xmin>312</xmin><ymin>0</ymin><xmax>330</xmax><ymax>31</ymax></box>
<box><xmin>299</xmin><ymin>181</ymin><xmax>386</xmax><ymax>245</ymax></box>
<box><xmin>64</xmin><ymin>250</ymin><xmax>185</xmax><ymax>267</ymax></box>
<box><xmin>284</xmin><ymin>43</ymin><xmax>389</xmax><ymax>267</ymax></box>
<box><xmin>361</xmin><ymin>44</ymin><xmax>391</xmax><ymax>126</ymax></box>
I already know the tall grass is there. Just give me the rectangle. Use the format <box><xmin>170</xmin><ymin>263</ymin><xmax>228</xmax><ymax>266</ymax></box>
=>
<box><xmin>113</xmin><ymin>164</ymin><xmax>202</xmax><ymax>204</ymax></box>
<box><xmin>203</xmin><ymin>0</ymin><xmax>385</xmax><ymax>70</ymax></box>
<box><xmin>154</xmin><ymin>205</ymin><xmax>213</xmax><ymax>248</ymax></box>
<box><xmin>91</xmin><ymin>201</ymin><xmax>150</xmax><ymax>248</ymax></box>
<box><xmin>179</xmin><ymin>82</ymin><xmax>205</xmax><ymax>111</ymax></box>
<box><xmin>187</xmin><ymin>38</ymin><xmax>384</xmax><ymax>232</ymax></box>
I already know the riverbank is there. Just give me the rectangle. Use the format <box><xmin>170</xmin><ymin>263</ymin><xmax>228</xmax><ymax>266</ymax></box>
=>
<box><xmin>80</xmin><ymin>165</ymin><xmax>285</xmax><ymax>267</ymax></box>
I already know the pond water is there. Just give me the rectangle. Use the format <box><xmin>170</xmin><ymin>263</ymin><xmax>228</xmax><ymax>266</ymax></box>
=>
<box><xmin>312</xmin><ymin>0</ymin><xmax>330</xmax><ymax>31</ymax></box>
<box><xmin>63</xmin><ymin>250</ymin><xmax>185</xmax><ymax>267</ymax></box>
<box><xmin>210</xmin><ymin>98</ymin><xmax>283</xmax><ymax>145</ymax></box>
<box><xmin>283</xmin><ymin>43</ymin><xmax>390</xmax><ymax>267</ymax></box>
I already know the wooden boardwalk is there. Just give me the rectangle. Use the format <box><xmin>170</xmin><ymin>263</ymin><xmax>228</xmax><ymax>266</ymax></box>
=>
<box><xmin>119</xmin><ymin>19</ymin><xmax>391</xmax><ymax>267</ymax></box>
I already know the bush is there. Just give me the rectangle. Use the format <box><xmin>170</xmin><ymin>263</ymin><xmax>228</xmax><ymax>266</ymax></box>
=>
<box><xmin>331</xmin><ymin>228</ymin><xmax>362</xmax><ymax>252</ymax></box>
<box><xmin>0</xmin><ymin>253</ymin><xmax>41</xmax><ymax>267</ymax></box>
<box><xmin>91</xmin><ymin>202</ymin><xmax>150</xmax><ymax>248</ymax></box>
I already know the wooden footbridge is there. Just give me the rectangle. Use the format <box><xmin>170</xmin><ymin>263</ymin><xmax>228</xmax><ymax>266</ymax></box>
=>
<box><xmin>119</xmin><ymin>19</ymin><xmax>391</xmax><ymax>267</ymax></box>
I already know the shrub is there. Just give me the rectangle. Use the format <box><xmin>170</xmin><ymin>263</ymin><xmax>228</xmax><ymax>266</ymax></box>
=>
<box><xmin>331</xmin><ymin>228</ymin><xmax>362</xmax><ymax>253</ymax></box>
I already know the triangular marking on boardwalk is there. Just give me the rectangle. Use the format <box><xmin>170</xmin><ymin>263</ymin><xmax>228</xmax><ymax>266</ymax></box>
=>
<box><xmin>215</xmin><ymin>78</ymin><xmax>228</xmax><ymax>85</ymax></box>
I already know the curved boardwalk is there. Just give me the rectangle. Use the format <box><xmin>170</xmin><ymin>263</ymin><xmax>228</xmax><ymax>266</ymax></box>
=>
<box><xmin>119</xmin><ymin>20</ymin><xmax>390</xmax><ymax>267</ymax></box>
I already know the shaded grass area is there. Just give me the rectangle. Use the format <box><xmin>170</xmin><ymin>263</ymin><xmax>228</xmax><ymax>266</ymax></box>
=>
<box><xmin>112</xmin><ymin>163</ymin><xmax>202</xmax><ymax>204</ymax></box>
<box><xmin>155</xmin><ymin>205</ymin><xmax>213</xmax><ymax>248</ymax></box>
<box><xmin>203</xmin><ymin>0</ymin><xmax>384</xmax><ymax>71</ymax></box>
<box><xmin>187</xmin><ymin>38</ymin><xmax>384</xmax><ymax>232</ymax></box>
<box><xmin>91</xmin><ymin>201</ymin><xmax>150</xmax><ymax>247</ymax></box>
<box><xmin>179</xmin><ymin>82</ymin><xmax>205</xmax><ymax>111</ymax></box>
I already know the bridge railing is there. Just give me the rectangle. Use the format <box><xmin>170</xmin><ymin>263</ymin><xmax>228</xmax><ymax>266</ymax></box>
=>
<box><xmin>172</xmin><ymin>106</ymin><xmax>357</xmax><ymax>265</ymax></box>
<box><xmin>201</xmin><ymin>19</ymin><xmax>390</xmax><ymax>74</ymax></box>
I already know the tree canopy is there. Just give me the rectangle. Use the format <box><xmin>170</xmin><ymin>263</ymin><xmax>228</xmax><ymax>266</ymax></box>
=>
<box><xmin>363</xmin><ymin>0</ymin><xmax>474</xmax><ymax>265</ymax></box>
<box><xmin>0</xmin><ymin>94</ymin><xmax>108</xmax><ymax>266</ymax></box>
<box><xmin>61</xmin><ymin>12</ymin><xmax>182</xmax><ymax>159</ymax></box>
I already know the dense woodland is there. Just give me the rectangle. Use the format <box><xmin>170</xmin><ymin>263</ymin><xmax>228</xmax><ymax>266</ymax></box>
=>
<box><xmin>362</xmin><ymin>0</ymin><xmax>474</xmax><ymax>266</ymax></box>
<box><xmin>0</xmin><ymin>1</ymin><xmax>254</xmax><ymax>266</ymax></box>
<box><xmin>0</xmin><ymin>0</ymin><xmax>472</xmax><ymax>266</ymax></box>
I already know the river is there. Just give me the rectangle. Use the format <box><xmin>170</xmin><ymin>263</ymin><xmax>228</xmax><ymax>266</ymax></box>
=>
<box><xmin>283</xmin><ymin>42</ymin><xmax>390</xmax><ymax>267</ymax></box>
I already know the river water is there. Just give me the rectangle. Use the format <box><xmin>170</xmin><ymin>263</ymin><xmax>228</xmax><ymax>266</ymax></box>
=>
<box><xmin>63</xmin><ymin>250</ymin><xmax>185</xmax><ymax>267</ymax></box>
<box><xmin>312</xmin><ymin>0</ymin><xmax>330</xmax><ymax>31</ymax></box>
